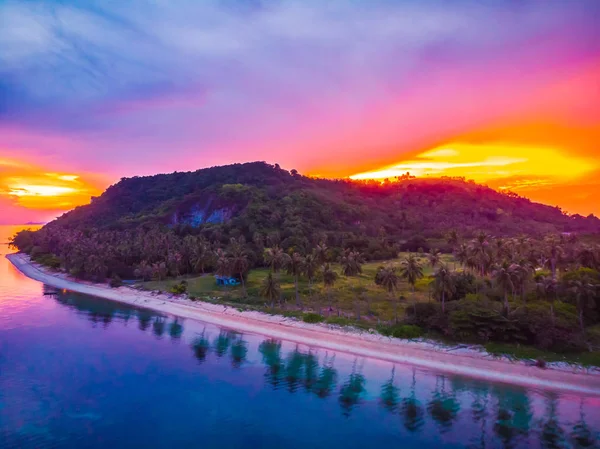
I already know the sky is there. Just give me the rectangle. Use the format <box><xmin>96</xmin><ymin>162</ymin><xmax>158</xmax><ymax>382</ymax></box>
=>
<box><xmin>1</xmin><ymin>0</ymin><xmax>599</xmax><ymax>224</ymax></box>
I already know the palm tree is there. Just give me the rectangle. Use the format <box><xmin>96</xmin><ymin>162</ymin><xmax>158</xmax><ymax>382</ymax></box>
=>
<box><xmin>228</xmin><ymin>238</ymin><xmax>250</xmax><ymax>297</ymax></box>
<box><xmin>400</xmin><ymin>254</ymin><xmax>424</xmax><ymax>316</ymax></box>
<box><xmin>264</xmin><ymin>246</ymin><xmax>290</xmax><ymax>306</ymax></box>
<box><xmin>569</xmin><ymin>278</ymin><xmax>597</xmax><ymax>331</ymax></box>
<box><xmin>314</xmin><ymin>243</ymin><xmax>329</xmax><ymax>265</ymax></box>
<box><xmin>446</xmin><ymin>229</ymin><xmax>460</xmax><ymax>248</ymax></box>
<box><xmin>536</xmin><ymin>276</ymin><xmax>558</xmax><ymax>324</ymax></box>
<box><xmin>191</xmin><ymin>239</ymin><xmax>209</xmax><ymax>274</ymax></box>
<box><xmin>261</xmin><ymin>272</ymin><xmax>281</xmax><ymax>311</ymax></box>
<box><xmin>428</xmin><ymin>249</ymin><xmax>442</xmax><ymax>270</ymax></box>
<box><xmin>376</xmin><ymin>265</ymin><xmax>400</xmax><ymax>323</ymax></box>
<box><xmin>264</xmin><ymin>246</ymin><xmax>289</xmax><ymax>274</ymax></box>
<box><xmin>340</xmin><ymin>250</ymin><xmax>364</xmax><ymax>277</ymax></box>
<box><xmin>322</xmin><ymin>264</ymin><xmax>338</xmax><ymax>314</ymax></box>
<box><xmin>214</xmin><ymin>248</ymin><xmax>229</xmax><ymax>278</ymax></box>
<box><xmin>510</xmin><ymin>261</ymin><xmax>531</xmax><ymax>303</ymax></box>
<box><xmin>302</xmin><ymin>253</ymin><xmax>319</xmax><ymax>298</ymax></box>
<box><xmin>287</xmin><ymin>252</ymin><xmax>305</xmax><ymax>308</ymax></box>
<box><xmin>544</xmin><ymin>235</ymin><xmax>563</xmax><ymax>279</ymax></box>
<box><xmin>455</xmin><ymin>243</ymin><xmax>470</xmax><ymax>270</ymax></box>
<box><xmin>433</xmin><ymin>264</ymin><xmax>455</xmax><ymax>313</ymax></box>
<box><xmin>493</xmin><ymin>262</ymin><xmax>513</xmax><ymax>316</ymax></box>
<box><xmin>470</xmin><ymin>232</ymin><xmax>491</xmax><ymax>276</ymax></box>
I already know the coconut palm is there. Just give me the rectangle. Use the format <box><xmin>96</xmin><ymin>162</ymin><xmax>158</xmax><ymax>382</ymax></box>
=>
<box><xmin>302</xmin><ymin>253</ymin><xmax>320</xmax><ymax>297</ymax></box>
<box><xmin>455</xmin><ymin>243</ymin><xmax>470</xmax><ymax>269</ymax></box>
<box><xmin>322</xmin><ymin>264</ymin><xmax>338</xmax><ymax>313</ymax></box>
<box><xmin>536</xmin><ymin>276</ymin><xmax>559</xmax><ymax>324</ymax></box>
<box><xmin>228</xmin><ymin>238</ymin><xmax>250</xmax><ymax>297</ymax></box>
<box><xmin>314</xmin><ymin>243</ymin><xmax>329</xmax><ymax>265</ymax></box>
<box><xmin>191</xmin><ymin>239</ymin><xmax>210</xmax><ymax>274</ymax></box>
<box><xmin>264</xmin><ymin>246</ymin><xmax>289</xmax><ymax>274</ymax></box>
<box><xmin>433</xmin><ymin>264</ymin><xmax>455</xmax><ymax>313</ymax></box>
<box><xmin>400</xmin><ymin>253</ymin><xmax>424</xmax><ymax>316</ymax></box>
<box><xmin>470</xmin><ymin>232</ymin><xmax>491</xmax><ymax>276</ymax></box>
<box><xmin>340</xmin><ymin>250</ymin><xmax>364</xmax><ymax>277</ymax></box>
<box><xmin>569</xmin><ymin>278</ymin><xmax>597</xmax><ymax>331</ymax></box>
<box><xmin>287</xmin><ymin>252</ymin><xmax>305</xmax><ymax>307</ymax></box>
<box><xmin>544</xmin><ymin>235</ymin><xmax>563</xmax><ymax>279</ymax></box>
<box><xmin>214</xmin><ymin>249</ymin><xmax>229</xmax><ymax>278</ymax></box>
<box><xmin>446</xmin><ymin>229</ymin><xmax>460</xmax><ymax>248</ymax></box>
<box><xmin>261</xmin><ymin>272</ymin><xmax>281</xmax><ymax>311</ymax></box>
<box><xmin>493</xmin><ymin>262</ymin><xmax>513</xmax><ymax>316</ymax></box>
<box><xmin>428</xmin><ymin>249</ymin><xmax>442</xmax><ymax>269</ymax></box>
<box><xmin>376</xmin><ymin>265</ymin><xmax>400</xmax><ymax>323</ymax></box>
<box><xmin>509</xmin><ymin>261</ymin><xmax>531</xmax><ymax>303</ymax></box>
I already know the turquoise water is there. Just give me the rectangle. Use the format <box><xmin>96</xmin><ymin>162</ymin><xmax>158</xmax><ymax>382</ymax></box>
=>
<box><xmin>1</xmin><ymin>226</ymin><xmax>599</xmax><ymax>448</ymax></box>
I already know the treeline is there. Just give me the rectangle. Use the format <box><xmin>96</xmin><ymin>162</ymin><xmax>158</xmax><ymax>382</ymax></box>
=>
<box><xmin>12</xmin><ymin>225</ymin><xmax>600</xmax><ymax>354</ymax></box>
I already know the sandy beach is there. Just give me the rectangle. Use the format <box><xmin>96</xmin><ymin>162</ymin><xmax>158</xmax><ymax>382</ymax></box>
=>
<box><xmin>7</xmin><ymin>252</ymin><xmax>600</xmax><ymax>396</ymax></box>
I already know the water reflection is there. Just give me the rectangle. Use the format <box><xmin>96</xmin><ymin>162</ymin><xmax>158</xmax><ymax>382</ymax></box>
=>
<box><xmin>42</xmin><ymin>288</ymin><xmax>600</xmax><ymax>447</ymax></box>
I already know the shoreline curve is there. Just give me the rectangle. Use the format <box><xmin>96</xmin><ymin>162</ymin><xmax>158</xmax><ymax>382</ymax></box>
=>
<box><xmin>7</xmin><ymin>252</ymin><xmax>600</xmax><ymax>396</ymax></box>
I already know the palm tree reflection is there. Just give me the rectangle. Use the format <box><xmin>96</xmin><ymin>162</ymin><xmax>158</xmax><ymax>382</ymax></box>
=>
<box><xmin>214</xmin><ymin>330</ymin><xmax>234</xmax><ymax>358</ymax></box>
<box><xmin>152</xmin><ymin>317</ymin><xmax>166</xmax><ymax>338</ymax></box>
<box><xmin>192</xmin><ymin>327</ymin><xmax>211</xmax><ymax>364</ymax></box>
<box><xmin>230</xmin><ymin>334</ymin><xmax>248</xmax><ymax>368</ymax></box>
<box><xmin>380</xmin><ymin>366</ymin><xmax>400</xmax><ymax>413</ymax></box>
<box><xmin>570</xmin><ymin>398</ymin><xmax>597</xmax><ymax>448</ymax></box>
<box><xmin>540</xmin><ymin>393</ymin><xmax>567</xmax><ymax>449</ymax></box>
<box><xmin>427</xmin><ymin>376</ymin><xmax>460</xmax><ymax>433</ymax></box>
<box><xmin>401</xmin><ymin>368</ymin><xmax>424</xmax><ymax>433</ymax></box>
<box><xmin>339</xmin><ymin>358</ymin><xmax>366</xmax><ymax>417</ymax></box>
<box><xmin>259</xmin><ymin>339</ymin><xmax>284</xmax><ymax>388</ymax></box>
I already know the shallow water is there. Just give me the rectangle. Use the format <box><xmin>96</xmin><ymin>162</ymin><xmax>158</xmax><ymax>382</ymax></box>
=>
<box><xmin>1</xmin><ymin>225</ymin><xmax>599</xmax><ymax>448</ymax></box>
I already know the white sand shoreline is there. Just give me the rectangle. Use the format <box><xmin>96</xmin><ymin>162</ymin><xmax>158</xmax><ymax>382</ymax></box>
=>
<box><xmin>7</xmin><ymin>252</ymin><xmax>600</xmax><ymax>396</ymax></box>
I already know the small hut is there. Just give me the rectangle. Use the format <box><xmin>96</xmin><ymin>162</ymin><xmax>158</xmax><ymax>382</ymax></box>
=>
<box><xmin>215</xmin><ymin>275</ymin><xmax>240</xmax><ymax>286</ymax></box>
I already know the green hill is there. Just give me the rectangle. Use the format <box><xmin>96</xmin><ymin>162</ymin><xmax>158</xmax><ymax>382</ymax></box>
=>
<box><xmin>46</xmin><ymin>161</ymin><xmax>600</xmax><ymax>241</ymax></box>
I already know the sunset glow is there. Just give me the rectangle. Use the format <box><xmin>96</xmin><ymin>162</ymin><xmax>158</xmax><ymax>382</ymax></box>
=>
<box><xmin>0</xmin><ymin>157</ymin><xmax>102</xmax><ymax>220</ymax></box>
<box><xmin>351</xmin><ymin>142</ymin><xmax>593</xmax><ymax>185</ymax></box>
<box><xmin>1</xmin><ymin>0</ymin><xmax>599</xmax><ymax>222</ymax></box>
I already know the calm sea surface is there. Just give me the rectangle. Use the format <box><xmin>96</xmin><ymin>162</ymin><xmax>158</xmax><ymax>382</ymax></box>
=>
<box><xmin>1</xmin><ymin>225</ymin><xmax>599</xmax><ymax>448</ymax></box>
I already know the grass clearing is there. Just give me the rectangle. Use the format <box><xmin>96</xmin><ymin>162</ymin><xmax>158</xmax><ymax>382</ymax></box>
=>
<box><xmin>140</xmin><ymin>253</ymin><xmax>448</xmax><ymax>323</ymax></box>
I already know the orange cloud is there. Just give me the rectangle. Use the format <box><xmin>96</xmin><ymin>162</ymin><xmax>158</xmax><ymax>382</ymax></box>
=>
<box><xmin>350</xmin><ymin>141</ymin><xmax>599</xmax><ymax>216</ymax></box>
<box><xmin>0</xmin><ymin>157</ymin><xmax>103</xmax><ymax>213</ymax></box>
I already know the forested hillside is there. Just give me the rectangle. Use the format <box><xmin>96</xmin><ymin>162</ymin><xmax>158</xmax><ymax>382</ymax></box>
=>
<box><xmin>37</xmin><ymin>161</ymin><xmax>600</xmax><ymax>239</ymax></box>
<box><xmin>11</xmin><ymin>162</ymin><xmax>600</xmax><ymax>280</ymax></box>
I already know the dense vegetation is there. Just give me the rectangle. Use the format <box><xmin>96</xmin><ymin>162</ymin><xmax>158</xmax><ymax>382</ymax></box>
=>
<box><xmin>10</xmin><ymin>162</ymin><xmax>600</xmax><ymax>359</ymax></box>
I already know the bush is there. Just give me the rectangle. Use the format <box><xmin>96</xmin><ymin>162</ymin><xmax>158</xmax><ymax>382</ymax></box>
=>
<box><xmin>170</xmin><ymin>281</ymin><xmax>188</xmax><ymax>295</ymax></box>
<box><xmin>325</xmin><ymin>316</ymin><xmax>352</xmax><ymax>326</ymax></box>
<box><xmin>109</xmin><ymin>275</ymin><xmax>123</xmax><ymax>288</ymax></box>
<box><xmin>390</xmin><ymin>324</ymin><xmax>424</xmax><ymax>339</ymax></box>
<box><xmin>587</xmin><ymin>325</ymin><xmax>600</xmax><ymax>350</ymax></box>
<box><xmin>34</xmin><ymin>253</ymin><xmax>61</xmax><ymax>269</ymax></box>
<box><xmin>405</xmin><ymin>302</ymin><xmax>442</xmax><ymax>328</ymax></box>
<box><xmin>448</xmin><ymin>298</ymin><xmax>516</xmax><ymax>343</ymax></box>
<box><xmin>303</xmin><ymin>313</ymin><xmax>324</xmax><ymax>324</ymax></box>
